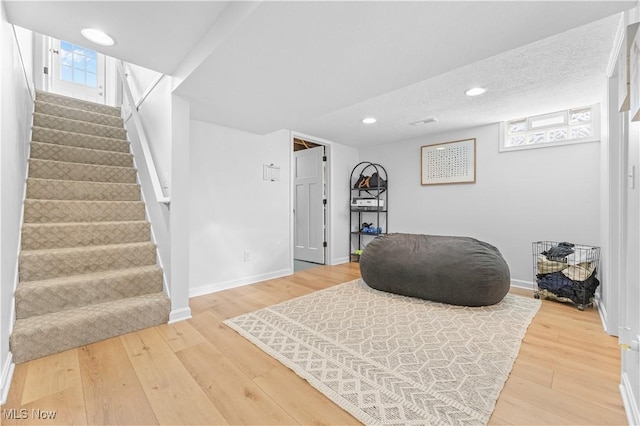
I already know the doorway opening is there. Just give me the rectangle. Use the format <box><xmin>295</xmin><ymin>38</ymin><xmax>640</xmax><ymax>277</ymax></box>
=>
<box><xmin>293</xmin><ymin>137</ymin><xmax>327</xmax><ymax>272</ymax></box>
<box><xmin>40</xmin><ymin>36</ymin><xmax>112</xmax><ymax>104</ymax></box>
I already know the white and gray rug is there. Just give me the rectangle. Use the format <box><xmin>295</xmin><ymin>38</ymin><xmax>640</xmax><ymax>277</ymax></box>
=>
<box><xmin>224</xmin><ymin>278</ymin><xmax>540</xmax><ymax>426</ymax></box>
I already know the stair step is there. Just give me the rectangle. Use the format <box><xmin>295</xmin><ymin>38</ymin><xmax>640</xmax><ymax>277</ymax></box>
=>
<box><xmin>29</xmin><ymin>159</ymin><xmax>137</xmax><ymax>184</ymax></box>
<box><xmin>26</xmin><ymin>178</ymin><xmax>140</xmax><ymax>201</ymax></box>
<box><xmin>35</xmin><ymin>90</ymin><xmax>121</xmax><ymax>117</ymax></box>
<box><xmin>10</xmin><ymin>292</ymin><xmax>169</xmax><ymax>364</ymax></box>
<box><xmin>12</xmin><ymin>91</ymin><xmax>169</xmax><ymax>365</ymax></box>
<box><xmin>35</xmin><ymin>100</ymin><xmax>123</xmax><ymax>128</ymax></box>
<box><xmin>19</xmin><ymin>241</ymin><xmax>157</xmax><ymax>282</ymax></box>
<box><xmin>32</xmin><ymin>127</ymin><xmax>130</xmax><ymax>153</ymax></box>
<box><xmin>21</xmin><ymin>220</ymin><xmax>150</xmax><ymax>250</ymax></box>
<box><xmin>15</xmin><ymin>265</ymin><xmax>163</xmax><ymax>319</ymax></box>
<box><xmin>30</xmin><ymin>142</ymin><xmax>133</xmax><ymax>168</ymax></box>
<box><xmin>23</xmin><ymin>200</ymin><xmax>146</xmax><ymax>223</ymax></box>
<box><xmin>34</xmin><ymin>113</ymin><xmax>127</xmax><ymax>140</ymax></box>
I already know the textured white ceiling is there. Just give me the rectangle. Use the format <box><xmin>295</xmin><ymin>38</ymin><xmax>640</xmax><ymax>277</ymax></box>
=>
<box><xmin>4</xmin><ymin>1</ymin><xmax>635</xmax><ymax>147</ymax></box>
<box><xmin>175</xmin><ymin>1</ymin><xmax>632</xmax><ymax>145</ymax></box>
<box><xmin>294</xmin><ymin>14</ymin><xmax>622</xmax><ymax>147</ymax></box>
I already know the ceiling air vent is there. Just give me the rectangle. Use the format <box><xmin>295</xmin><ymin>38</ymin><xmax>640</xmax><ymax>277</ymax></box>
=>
<box><xmin>409</xmin><ymin>117</ymin><xmax>439</xmax><ymax>126</ymax></box>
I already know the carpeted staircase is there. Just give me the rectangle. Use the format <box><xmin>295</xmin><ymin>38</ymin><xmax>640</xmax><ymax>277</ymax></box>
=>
<box><xmin>10</xmin><ymin>90</ymin><xmax>170</xmax><ymax>364</ymax></box>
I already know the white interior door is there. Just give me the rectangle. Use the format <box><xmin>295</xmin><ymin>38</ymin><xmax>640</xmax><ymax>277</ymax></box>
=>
<box><xmin>622</xmin><ymin>117</ymin><xmax>640</xmax><ymax>424</ymax></box>
<box><xmin>294</xmin><ymin>146</ymin><xmax>325</xmax><ymax>264</ymax></box>
<box><xmin>49</xmin><ymin>38</ymin><xmax>105</xmax><ymax>103</ymax></box>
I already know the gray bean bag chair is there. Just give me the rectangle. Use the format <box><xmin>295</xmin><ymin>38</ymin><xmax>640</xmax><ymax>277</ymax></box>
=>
<box><xmin>360</xmin><ymin>233</ymin><xmax>510</xmax><ymax>306</ymax></box>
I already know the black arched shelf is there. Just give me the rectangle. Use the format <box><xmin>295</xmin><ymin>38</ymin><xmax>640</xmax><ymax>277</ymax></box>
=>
<box><xmin>349</xmin><ymin>162</ymin><xmax>388</xmax><ymax>261</ymax></box>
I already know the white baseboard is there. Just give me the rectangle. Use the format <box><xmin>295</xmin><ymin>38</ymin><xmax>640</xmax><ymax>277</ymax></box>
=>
<box><xmin>620</xmin><ymin>372</ymin><xmax>639</xmax><ymax>426</ymax></box>
<box><xmin>1</xmin><ymin>353</ymin><xmax>15</xmax><ymax>405</ymax></box>
<box><xmin>593</xmin><ymin>293</ymin><xmax>611</xmax><ymax>335</ymax></box>
<box><xmin>330</xmin><ymin>256</ymin><xmax>350</xmax><ymax>265</ymax></box>
<box><xmin>189</xmin><ymin>268</ymin><xmax>293</xmax><ymax>299</ymax></box>
<box><xmin>169</xmin><ymin>307</ymin><xmax>192</xmax><ymax>324</ymax></box>
<box><xmin>510</xmin><ymin>279</ymin><xmax>534</xmax><ymax>291</ymax></box>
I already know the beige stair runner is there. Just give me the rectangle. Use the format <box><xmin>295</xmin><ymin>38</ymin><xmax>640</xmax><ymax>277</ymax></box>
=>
<box><xmin>10</xmin><ymin>90</ymin><xmax>170</xmax><ymax>364</ymax></box>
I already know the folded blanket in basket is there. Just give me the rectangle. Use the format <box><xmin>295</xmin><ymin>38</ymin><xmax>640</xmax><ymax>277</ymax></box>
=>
<box><xmin>536</xmin><ymin>255</ymin><xmax>567</xmax><ymax>274</ymax></box>
<box><xmin>537</xmin><ymin>254</ymin><xmax>596</xmax><ymax>281</ymax></box>
<box><xmin>562</xmin><ymin>262</ymin><xmax>596</xmax><ymax>281</ymax></box>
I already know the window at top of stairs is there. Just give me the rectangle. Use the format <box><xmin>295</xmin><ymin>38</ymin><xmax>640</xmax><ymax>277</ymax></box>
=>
<box><xmin>59</xmin><ymin>41</ymin><xmax>98</xmax><ymax>88</ymax></box>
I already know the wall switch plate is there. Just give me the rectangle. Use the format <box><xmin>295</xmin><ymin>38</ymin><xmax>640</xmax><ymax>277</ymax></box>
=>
<box><xmin>243</xmin><ymin>250</ymin><xmax>252</xmax><ymax>262</ymax></box>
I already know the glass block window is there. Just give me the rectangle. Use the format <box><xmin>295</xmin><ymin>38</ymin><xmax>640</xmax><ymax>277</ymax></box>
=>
<box><xmin>501</xmin><ymin>105</ymin><xmax>599</xmax><ymax>152</ymax></box>
<box><xmin>59</xmin><ymin>41</ymin><xmax>98</xmax><ymax>88</ymax></box>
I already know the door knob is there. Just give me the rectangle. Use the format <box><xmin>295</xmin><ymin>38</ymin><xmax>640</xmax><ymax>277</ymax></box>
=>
<box><xmin>620</xmin><ymin>339</ymin><xmax>639</xmax><ymax>351</ymax></box>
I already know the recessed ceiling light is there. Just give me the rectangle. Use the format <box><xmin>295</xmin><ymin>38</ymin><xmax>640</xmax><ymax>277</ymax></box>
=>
<box><xmin>465</xmin><ymin>87</ymin><xmax>487</xmax><ymax>97</ymax></box>
<box><xmin>362</xmin><ymin>117</ymin><xmax>377</xmax><ymax>124</ymax></box>
<box><xmin>81</xmin><ymin>28</ymin><xmax>115</xmax><ymax>46</ymax></box>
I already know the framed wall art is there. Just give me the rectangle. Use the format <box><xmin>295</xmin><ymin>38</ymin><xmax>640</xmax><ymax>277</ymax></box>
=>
<box><xmin>421</xmin><ymin>138</ymin><xmax>476</xmax><ymax>185</ymax></box>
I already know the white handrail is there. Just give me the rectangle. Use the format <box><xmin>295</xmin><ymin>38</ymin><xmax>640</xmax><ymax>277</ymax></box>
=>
<box><xmin>12</xmin><ymin>25</ymin><xmax>34</xmax><ymax>102</ymax></box>
<box><xmin>116</xmin><ymin>61</ymin><xmax>170</xmax><ymax>204</ymax></box>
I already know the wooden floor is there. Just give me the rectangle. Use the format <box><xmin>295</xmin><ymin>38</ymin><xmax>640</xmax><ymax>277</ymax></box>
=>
<box><xmin>1</xmin><ymin>263</ymin><xmax>628</xmax><ymax>425</ymax></box>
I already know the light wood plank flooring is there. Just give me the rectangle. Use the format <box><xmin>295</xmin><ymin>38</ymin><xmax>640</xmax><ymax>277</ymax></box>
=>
<box><xmin>1</xmin><ymin>262</ymin><xmax>628</xmax><ymax>425</ymax></box>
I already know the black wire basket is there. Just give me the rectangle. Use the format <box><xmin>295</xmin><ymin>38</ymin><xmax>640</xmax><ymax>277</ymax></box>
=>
<box><xmin>532</xmin><ymin>241</ymin><xmax>600</xmax><ymax>310</ymax></box>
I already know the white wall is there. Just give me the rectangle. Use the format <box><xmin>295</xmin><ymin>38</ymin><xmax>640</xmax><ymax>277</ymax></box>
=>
<box><xmin>168</xmin><ymin>94</ymin><xmax>191</xmax><ymax>322</ymax></box>
<box><xmin>124</xmin><ymin>62</ymin><xmax>161</xmax><ymax>102</ymax></box>
<box><xmin>13</xmin><ymin>26</ymin><xmax>32</xmax><ymax>95</ymax></box>
<box><xmin>327</xmin><ymin>142</ymin><xmax>359</xmax><ymax>264</ymax></box>
<box><xmin>124</xmin><ymin>63</ymin><xmax>171</xmax><ymax>195</ymax></box>
<box><xmin>137</xmin><ymin>77</ymin><xmax>172</xmax><ymax>194</ymax></box>
<box><xmin>363</xmin><ymin>123</ymin><xmax>601</xmax><ymax>286</ymax></box>
<box><xmin>0</xmin><ymin>13</ymin><xmax>33</xmax><ymax>403</ymax></box>
<box><xmin>189</xmin><ymin>121</ymin><xmax>291</xmax><ymax>295</ymax></box>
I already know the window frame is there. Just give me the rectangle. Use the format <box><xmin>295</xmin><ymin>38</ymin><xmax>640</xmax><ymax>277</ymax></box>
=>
<box><xmin>499</xmin><ymin>104</ymin><xmax>600</xmax><ymax>152</ymax></box>
<box><xmin>59</xmin><ymin>41</ymin><xmax>99</xmax><ymax>88</ymax></box>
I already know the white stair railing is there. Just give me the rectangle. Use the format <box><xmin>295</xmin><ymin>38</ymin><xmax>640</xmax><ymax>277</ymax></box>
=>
<box><xmin>116</xmin><ymin>61</ymin><xmax>169</xmax><ymax>204</ymax></box>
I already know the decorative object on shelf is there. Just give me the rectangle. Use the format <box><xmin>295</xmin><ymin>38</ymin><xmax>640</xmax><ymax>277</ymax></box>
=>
<box><xmin>350</xmin><ymin>248</ymin><xmax>364</xmax><ymax>262</ymax></box>
<box><xmin>361</xmin><ymin>226</ymin><xmax>382</xmax><ymax>234</ymax></box>
<box><xmin>369</xmin><ymin>172</ymin><xmax>387</xmax><ymax>188</ymax></box>
<box><xmin>353</xmin><ymin>171</ymin><xmax>387</xmax><ymax>189</ymax></box>
<box><xmin>350</xmin><ymin>162</ymin><xmax>388</xmax><ymax>261</ymax></box>
<box><xmin>421</xmin><ymin>138</ymin><xmax>476</xmax><ymax>185</ymax></box>
<box><xmin>351</xmin><ymin>197</ymin><xmax>384</xmax><ymax>211</ymax></box>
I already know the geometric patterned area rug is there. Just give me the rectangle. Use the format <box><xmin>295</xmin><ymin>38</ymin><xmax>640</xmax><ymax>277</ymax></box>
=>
<box><xmin>224</xmin><ymin>278</ymin><xmax>540</xmax><ymax>426</ymax></box>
